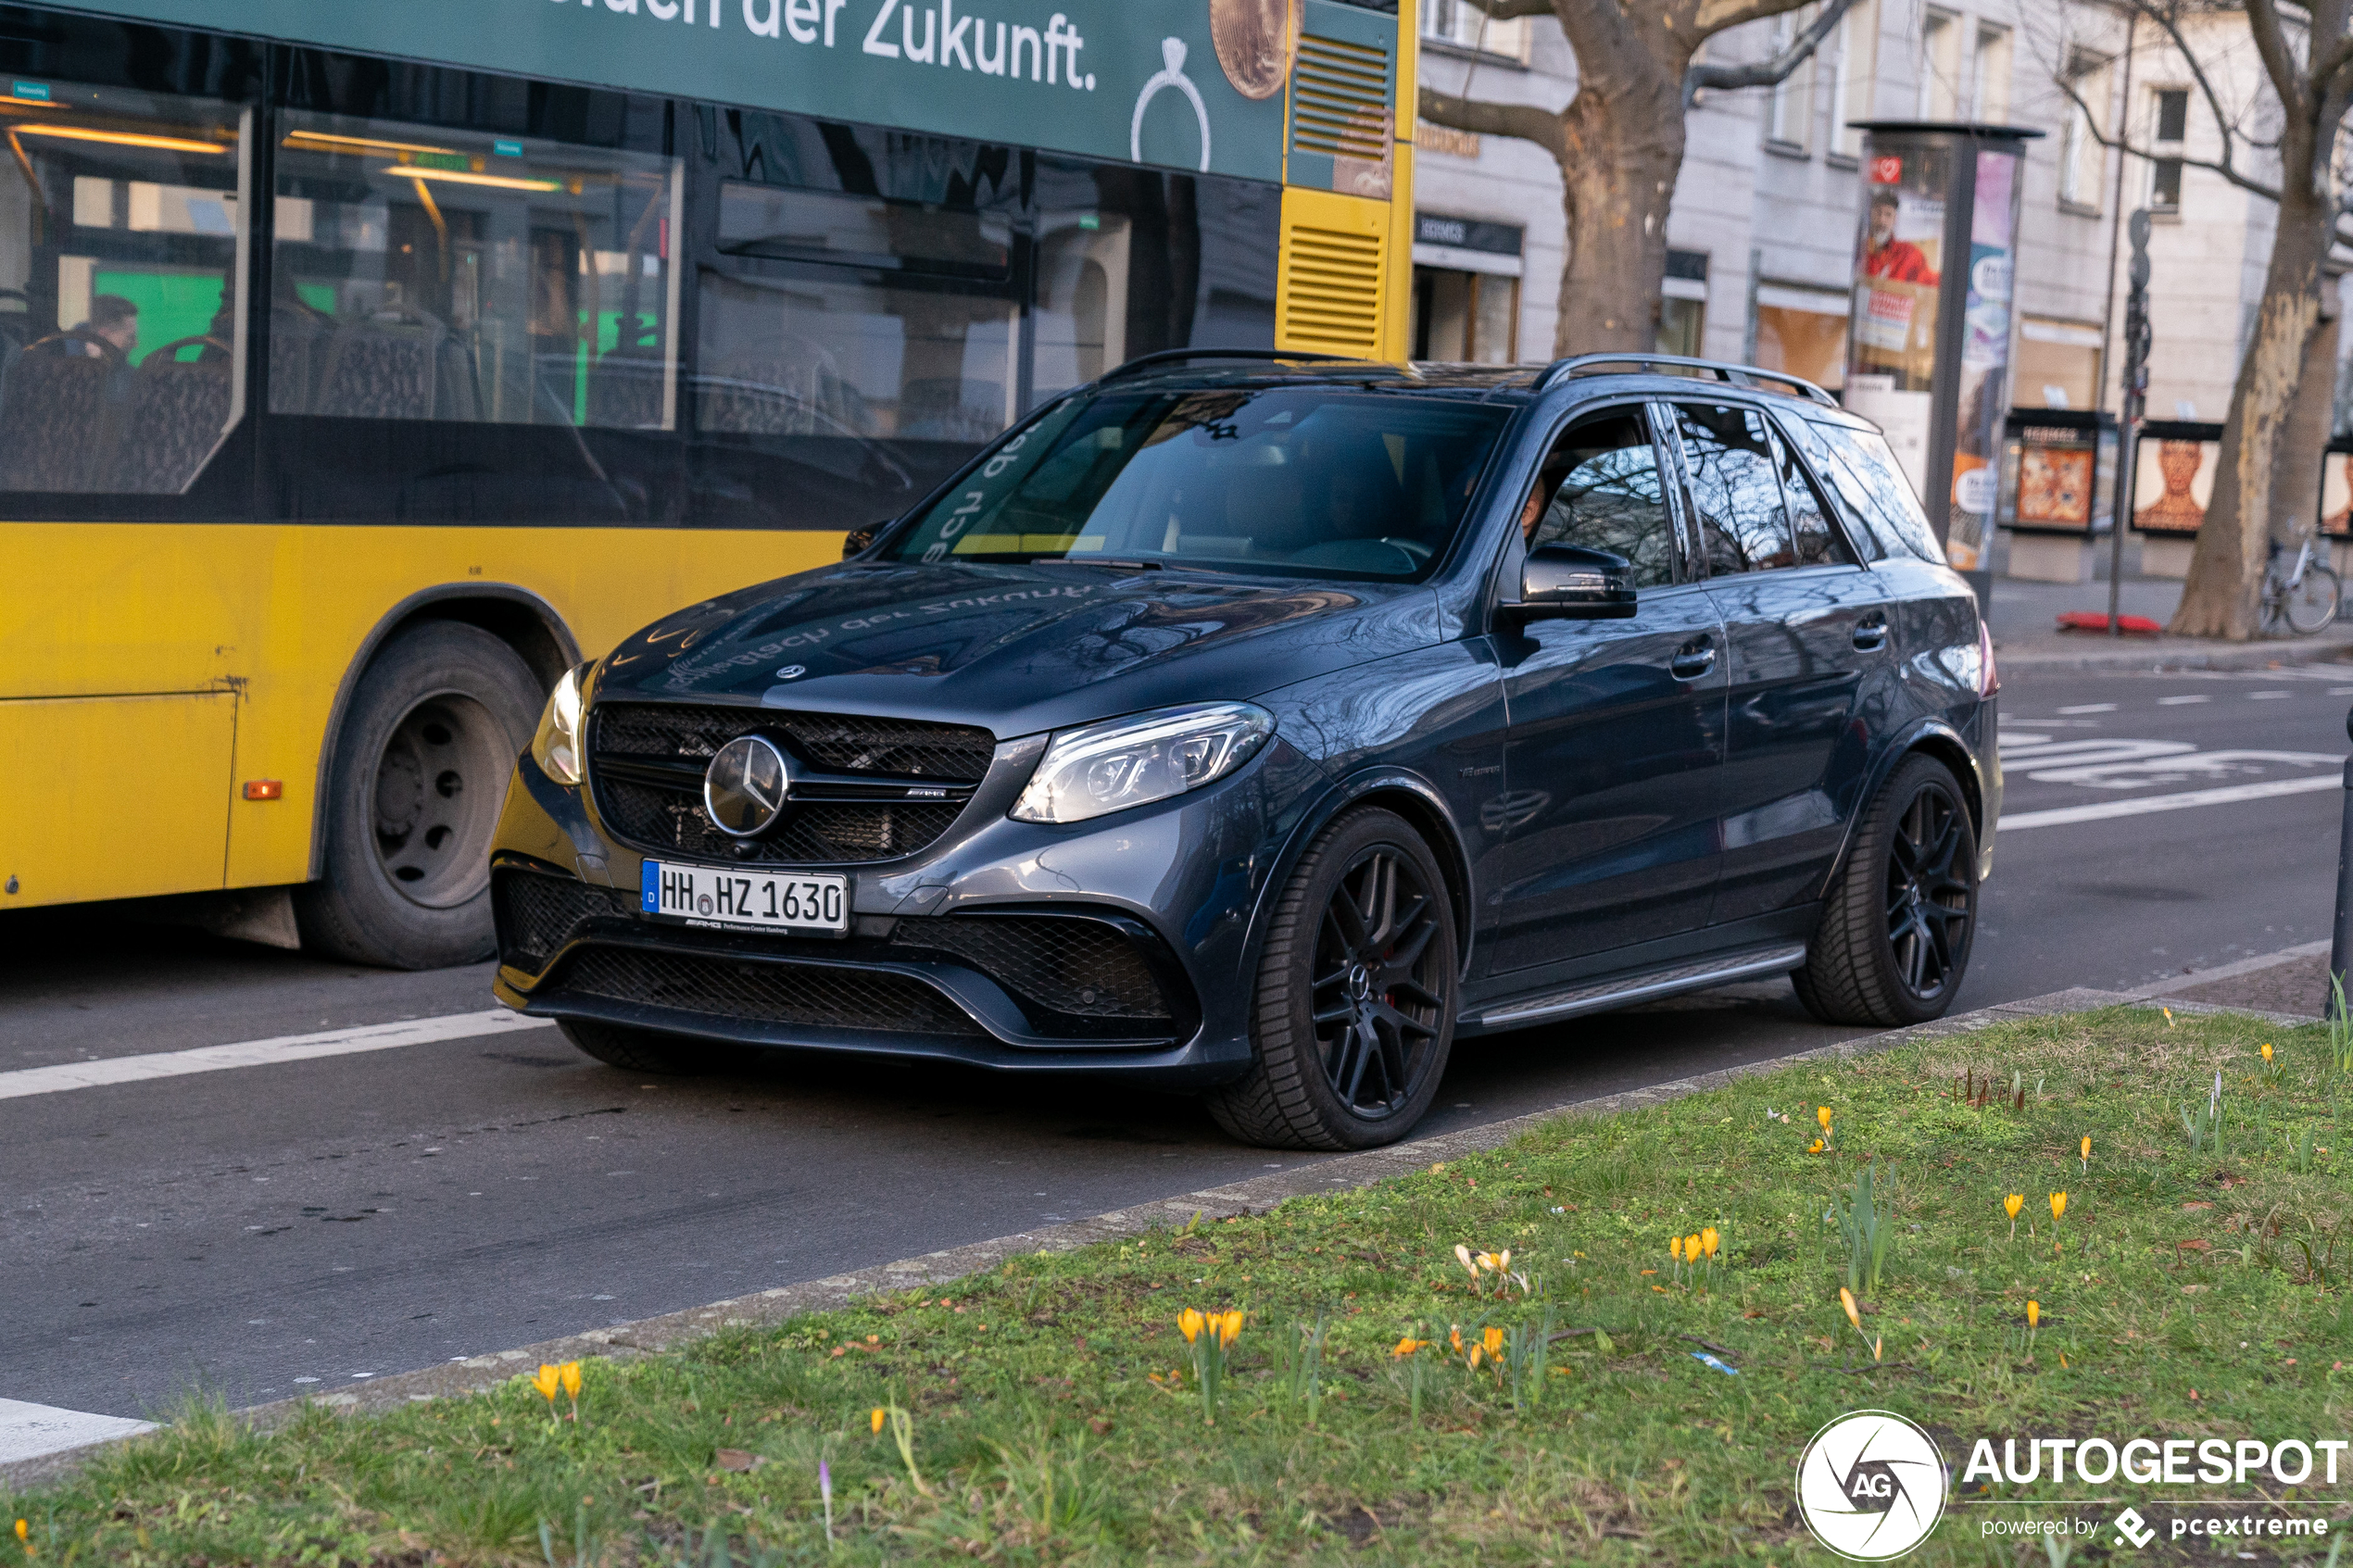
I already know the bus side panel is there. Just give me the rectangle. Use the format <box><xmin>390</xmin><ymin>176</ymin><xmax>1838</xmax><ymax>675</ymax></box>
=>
<box><xmin>0</xmin><ymin>691</ymin><xmax>236</xmax><ymax>906</ymax></box>
<box><xmin>1274</xmin><ymin>187</ymin><xmax>1394</xmax><ymax>361</ymax></box>
<box><xmin>2</xmin><ymin>522</ymin><xmax>840</xmax><ymax>902</ymax></box>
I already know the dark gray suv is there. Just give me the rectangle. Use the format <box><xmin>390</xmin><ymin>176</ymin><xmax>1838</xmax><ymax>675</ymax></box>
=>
<box><xmin>489</xmin><ymin>351</ymin><xmax>1999</xmax><ymax>1149</ymax></box>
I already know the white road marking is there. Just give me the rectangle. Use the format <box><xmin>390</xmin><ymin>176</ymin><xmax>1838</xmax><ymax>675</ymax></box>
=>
<box><xmin>0</xmin><ymin>1010</ymin><xmax>555</xmax><ymax>1102</ymax></box>
<box><xmin>2056</xmin><ymin>702</ymin><xmax>2118</xmax><ymax>714</ymax></box>
<box><xmin>2000</xmin><ymin>774</ymin><xmax>2342</xmax><ymax>831</ymax></box>
<box><xmin>2250</xmin><ymin>691</ymin><xmax>2292</xmax><ymax>700</ymax></box>
<box><xmin>0</xmin><ymin>1399</ymin><xmax>156</xmax><ymax>1463</ymax></box>
<box><xmin>2158</xmin><ymin>695</ymin><xmax>2210</xmax><ymax>705</ymax></box>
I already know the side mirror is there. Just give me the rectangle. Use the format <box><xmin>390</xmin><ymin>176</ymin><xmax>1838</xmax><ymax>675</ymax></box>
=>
<box><xmin>1498</xmin><ymin>544</ymin><xmax>1637</xmax><ymax>625</ymax></box>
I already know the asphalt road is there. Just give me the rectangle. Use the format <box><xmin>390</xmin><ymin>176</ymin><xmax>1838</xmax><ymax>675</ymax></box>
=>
<box><xmin>5</xmin><ymin>658</ymin><xmax>2348</xmax><ymax>1427</ymax></box>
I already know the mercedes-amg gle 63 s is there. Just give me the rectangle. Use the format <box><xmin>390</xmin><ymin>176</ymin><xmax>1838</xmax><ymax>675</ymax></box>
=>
<box><xmin>489</xmin><ymin>352</ymin><xmax>1998</xmax><ymax>1149</ymax></box>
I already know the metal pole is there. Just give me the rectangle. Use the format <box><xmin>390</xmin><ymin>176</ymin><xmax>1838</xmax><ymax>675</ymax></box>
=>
<box><xmin>2109</xmin><ymin>210</ymin><xmax>2151</xmax><ymax>633</ymax></box>
<box><xmin>2332</xmin><ymin>708</ymin><xmax>2353</xmax><ymax>1019</ymax></box>
<box><xmin>2096</xmin><ymin>14</ymin><xmax>2137</xmax><ymax>633</ymax></box>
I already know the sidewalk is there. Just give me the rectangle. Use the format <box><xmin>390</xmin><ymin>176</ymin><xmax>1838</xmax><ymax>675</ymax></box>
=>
<box><xmin>1987</xmin><ymin>575</ymin><xmax>2353</xmax><ymax>671</ymax></box>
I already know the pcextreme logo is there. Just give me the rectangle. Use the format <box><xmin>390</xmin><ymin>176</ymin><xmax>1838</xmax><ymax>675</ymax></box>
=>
<box><xmin>1795</xmin><ymin>1411</ymin><xmax>1948</xmax><ymax>1561</ymax></box>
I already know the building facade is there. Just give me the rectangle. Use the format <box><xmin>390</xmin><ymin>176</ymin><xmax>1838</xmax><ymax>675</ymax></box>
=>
<box><xmin>1408</xmin><ymin>0</ymin><xmax>2334</xmax><ymax>575</ymax></box>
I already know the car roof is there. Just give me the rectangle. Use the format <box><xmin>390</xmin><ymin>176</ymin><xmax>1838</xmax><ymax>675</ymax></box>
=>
<box><xmin>1088</xmin><ymin>350</ymin><xmax>1840</xmax><ymax>412</ymax></box>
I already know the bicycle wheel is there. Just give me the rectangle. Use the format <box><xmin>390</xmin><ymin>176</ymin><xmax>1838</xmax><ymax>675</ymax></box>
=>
<box><xmin>2285</xmin><ymin>564</ymin><xmax>2341</xmax><ymax>635</ymax></box>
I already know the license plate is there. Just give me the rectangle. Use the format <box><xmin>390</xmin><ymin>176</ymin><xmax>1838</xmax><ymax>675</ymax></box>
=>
<box><xmin>640</xmin><ymin>860</ymin><xmax>849</xmax><ymax>935</ymax></box>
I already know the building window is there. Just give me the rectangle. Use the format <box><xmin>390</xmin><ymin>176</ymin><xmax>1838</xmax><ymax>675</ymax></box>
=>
<box><xmin>1831</xmin><ymin>0</ymin><xmax>1879</xmax><ymax>160</ymax></box>
<box><xmin>1658</xmin><ymin>250</ymin><xmax>1708</xmax><ymax>358</ymax></box>
<box><xmin>2149</xmin><ymin>87</ymin><xmax>2188</xmax><ymax>214</ymax></box>
<box><xmin>2057</xmin><ymin>52</ymin><xmax>2110</xmax><ymax>209</ymax></box>
<box><xmin>1969</xmin><ymin>24</ymin><xmax>2011</xmax><ymax>123</ymax></box>
<box><xmin>1919</xmin><ymin>9</ymin><xmax>1961</xmax><ymax>120</ymax></box>
<box><xmin>1753</xmin><ymin>282</ymin><xmax>1849</xmax><ymax>392</ymax></box>
<box><xmin>1418</xmin><ymin>0</ymin><xmax>1529</xmax><ymax>63</ymax></box>
<box><xmin>1767</xmin><ymin>7</ymin><xmax>1816</xmax><ymax>153</ymax></box>
<box><xmin>2018</xmin><ymin>316</ymin><xmax>2104</xmax><ymax>410</ymax></box>
<box><xmin>1410</xmin><ymin>267</ymin><xmax>1518</xmax><ymax>362</ymax></box>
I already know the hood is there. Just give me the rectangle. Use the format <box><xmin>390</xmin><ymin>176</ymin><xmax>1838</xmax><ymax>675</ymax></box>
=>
<box><xmin>593</xmin><ymin>559</ymin><xmax>1445</xmax><ymax>737</ymax></box>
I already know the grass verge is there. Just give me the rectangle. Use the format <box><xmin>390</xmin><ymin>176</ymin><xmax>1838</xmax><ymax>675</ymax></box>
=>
<box><xmin>8</xmin><ymin>1006</ymin><xmax>2351</xmax><ymax>1565</ymax></box>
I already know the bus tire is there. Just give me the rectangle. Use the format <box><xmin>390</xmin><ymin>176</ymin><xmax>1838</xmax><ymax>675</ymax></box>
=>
<box><xmin>295</xmin><ymin>621</ymin><xmax>544</xmax><ymax>970</ymax></box>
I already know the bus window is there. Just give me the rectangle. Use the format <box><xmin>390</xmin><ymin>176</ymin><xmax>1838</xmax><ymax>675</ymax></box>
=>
<box><xmin>273</xmin><ymin>112</ymin><xmax>680</xmax><ymax>431</ymax></box>
<box><xmin>697</xmin><ymin>182</ymin><xmax>1018</xmax><ymax>445</ymax></box>
<box><xmin>0</xmin><ymin>81</ymin><xmax>247</xmax><ymax>495</ymax></box>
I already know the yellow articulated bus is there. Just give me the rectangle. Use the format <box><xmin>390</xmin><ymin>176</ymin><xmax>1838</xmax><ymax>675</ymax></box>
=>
<box><xmin>3</xmin><ymin>0</ymin><xmax>1415</xmax><ymax>966</ymax></box>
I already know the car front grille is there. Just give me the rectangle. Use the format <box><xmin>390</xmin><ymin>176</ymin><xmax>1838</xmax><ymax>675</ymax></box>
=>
<box><xmin>493</xmin><ymin>870</ymin><xmax>632</xmax><ymax>973</ymax></box>
<box><xmin>889</xmin><ymin>915</ymin><xmax>1171</xmax><ymax>1022</ymax></box>
<box><xmin>546</xmin><ymin>945</ymin><xmax>985</xmax><ymax>1037</ymax></box>
<box><xmin>588</xmin><ymin>701</ymin><xmax>994</xmax><ymax>866</ymax></box>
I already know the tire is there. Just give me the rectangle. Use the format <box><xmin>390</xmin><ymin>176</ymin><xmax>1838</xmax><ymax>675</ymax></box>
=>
<box><xmin>557</xmin><ymin>1019</ymin><xmax>721</xmax><ymax>1075</ymax></box>
<box><xmin>1792</xmin><ymin>753</ymin><xmax>1980</xmax><ymax>1028</ymax></box>
<box><xmin>2285</xmin><ymin>564</ymin><xmax>2341</xmax><ymax>635</ymax></box>
<box><xmin>1204</xmin><ymin>809</ymin><xmax>1458</xmax><ymax>1150</ymax></box>
<box><xmin>294</xmin><ymin>621</ymin><xmax>544</xmax><ymax>969</ymax></box>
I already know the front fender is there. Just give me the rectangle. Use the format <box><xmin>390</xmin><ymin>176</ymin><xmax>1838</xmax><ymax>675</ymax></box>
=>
<box><xmin>1239</xmin><ymin>765</ymin><xmax>1478</xmax><ymax>985</ymax></box>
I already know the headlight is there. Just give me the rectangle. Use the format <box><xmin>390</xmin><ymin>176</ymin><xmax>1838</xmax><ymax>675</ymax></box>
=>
<box><xmin>530</xmin><ymin>662</ymin><xmax>591</xmax><ymax>785</ymax></box>
<box><xmin>1012</xmin><ymin>702</ymin><xmax>1274</xmax><ymax>824</ymax></box>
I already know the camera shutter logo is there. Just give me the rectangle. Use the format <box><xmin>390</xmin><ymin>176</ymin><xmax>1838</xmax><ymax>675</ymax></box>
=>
<box><xmin>703</xmin><ymin>735</ymin><xmax>790</xmax><ymax>837</ymax></box>
<box><xmin>1795</xmin><ymin>1411</ymin><xmax>1947</xmax><ymax>1561</ymax></box>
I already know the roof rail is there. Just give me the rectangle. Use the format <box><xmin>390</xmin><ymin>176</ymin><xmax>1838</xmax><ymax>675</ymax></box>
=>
<box><xmin>1536</xmin><ymin>352</ymin><xmax>1839</xmax><ymax>407</ymax></box>
<box><xmin>1097</xmin><ymin>347</ymin><xmax>1366</xmax><ymax>382</ymax></box>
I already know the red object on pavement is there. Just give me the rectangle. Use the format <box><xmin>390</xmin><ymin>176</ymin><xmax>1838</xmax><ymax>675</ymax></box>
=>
<box><xmin>2056</xmin><ymin>610</ymin><xmax>2162</xmax><ymax>635</ymax></box>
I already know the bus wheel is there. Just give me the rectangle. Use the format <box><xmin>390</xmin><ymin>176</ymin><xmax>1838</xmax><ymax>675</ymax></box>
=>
<box><xmin>296</xmin><ymin>621</ymin><xmax>543</xmax><ymax>970</ymax></box>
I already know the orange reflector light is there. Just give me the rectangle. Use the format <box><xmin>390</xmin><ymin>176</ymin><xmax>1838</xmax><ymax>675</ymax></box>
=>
<box><xmin>243</xmin><ymin>780</ymin><xmax>283</xmax><ymax>800</ymax></box>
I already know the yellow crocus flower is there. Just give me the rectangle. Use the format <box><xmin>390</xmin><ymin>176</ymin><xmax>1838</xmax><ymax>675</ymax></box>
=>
<box><xmin>1177</xmin><ymin>1309</ymin><xmax>1205</xmax><ymax>1345</ymax></box>
<box><xmin>559</xmin><ymin>1361</ymin><xmax>582</xmax><ymax>1399</ymax></box>
<box><xmin>1701</xmin><ymin>1227</ymin><xmax>1719</xmax><ymax>1259</ymax></box>
<box><xmin>1818</xmin><ymin>1106</ymin><xmax>1832</xmax><ymax>1130</ymax></box>
<box><xmin>1840</xmin><ymin>1286</ymin><xmax>1861</xmax><ymax>1332</ymax></box>
<box><xmin>1669</xmin><ymin>1235</ymin><xmax>1684</xmax><ymax>1262</ymax></box>
<box><xmin>2004</xmin><ymin>1194</ymin><xmax>2023</xmax><ymax>1220</ymax></box>
<box><xmin>1215</xmin><ymin>1311</ymin><xmax>1244</xmax><ymax>1348</ymax></box>
<box><xmin>2027</xmin><ymin>1299</ymin><xmax>2039</xmax><ymax>1329</ymax></box>
<box><xmin>872</xmin><ymin>1407</ymin><xmax>887</xmax><ymax>1435</ymax></box>
<box><xmin>2049</xmin><ymin>1191</ymin><xmax>2068</xmax><ymax>1222</ymax></box>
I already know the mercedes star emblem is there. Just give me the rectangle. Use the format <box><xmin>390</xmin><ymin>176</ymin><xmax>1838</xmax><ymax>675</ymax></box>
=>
<box><xmin>703</xmin><ymin>734</ymin><xmax>790</xmax><ymax>837</ymax></box>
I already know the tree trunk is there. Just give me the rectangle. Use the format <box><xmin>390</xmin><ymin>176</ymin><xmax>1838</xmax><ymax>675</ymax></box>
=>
<box><xmin>1551</xmin><ymin>86</ymin><xmax>1687</xmax><ymax>354</ymax></box>
<box><xmin>2171</xmin><ymin>181</ymin><xmax>2332</xmax><ymax>637</ymax></box>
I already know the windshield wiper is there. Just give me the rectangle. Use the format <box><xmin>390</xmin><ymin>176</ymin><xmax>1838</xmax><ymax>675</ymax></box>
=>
<box><xmin>1037</xmin><ymin>556</ymin><xmax>1164</xmax><ymax>571</ymax></box>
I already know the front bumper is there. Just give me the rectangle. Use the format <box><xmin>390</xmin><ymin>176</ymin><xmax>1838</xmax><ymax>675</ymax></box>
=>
<box><xmin>487</xmin><ymin>733</ymin><xmax>1317</xmax><ymax>1087</ymax></box>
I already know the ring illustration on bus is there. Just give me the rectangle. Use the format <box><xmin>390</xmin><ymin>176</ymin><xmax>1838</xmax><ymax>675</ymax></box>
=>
<box><xmin>1131</xmin><ymin>36</ymin><xmax>1211</xmax><ymax>171</ymax></box>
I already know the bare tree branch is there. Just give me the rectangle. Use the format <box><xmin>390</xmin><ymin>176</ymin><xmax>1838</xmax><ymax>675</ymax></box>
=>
<box><xmin>1436</xmin><ymin>0</ymin><xmax>1557</xmax><ymax>20</ymax></box>
<box><xmin>1692</xmin><ymin>0</ymin><xmax>1815</xmax><ymax>34</ymax></box>
<box><xmin>2052</xmin><ymin>67</ymin><xmax>2284</xmax><ymax>203</ymax></box>
<box><xmin>2091</xmin><ymin>1</ymin><xmax>2286</xmax><ymax>198</ymax></box>
<box><xmin>1416</xmin><ymin>84</ymin><xmax>1569</xmax><ymax>161</ymax></box>
<box><xmin>1683</xmin><ymin>0</ymin><xmax>1862</xmax><ymax>107</ymax></box>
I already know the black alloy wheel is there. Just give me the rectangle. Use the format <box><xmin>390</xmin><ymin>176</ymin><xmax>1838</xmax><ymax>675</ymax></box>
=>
<box><xmin>1884</xmin><ymin>779</ymin><xmax>1973</xmax><ymax>1002</ymax></box>
<box><xmin>1313</xmin><ymin>846</ymin><xmax>1447</xmax><ymax>1120</ymax></box>
<box><xmin>1205</xmin><ymin>809</ymin><xmax>1458</xmax><ymax>1149</ymax></box>
<box><xmin>1793</xmin><ymin>753</ymin><xmax>1980</xmax><ymax>1028</ymax></box>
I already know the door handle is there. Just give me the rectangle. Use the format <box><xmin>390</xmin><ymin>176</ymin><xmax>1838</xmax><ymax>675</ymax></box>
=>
<box><xmin>1852</xmin><ymin>616</ymin><xmax>1889</xmax><ymax>651</ymax></box>
<box><xmin>1668</xmin><ymin>640</ymin><xmax>1717</xmax><ymax>680</ymax></box>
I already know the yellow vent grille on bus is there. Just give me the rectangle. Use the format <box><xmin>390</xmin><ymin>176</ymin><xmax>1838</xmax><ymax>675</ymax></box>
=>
<box><xmin>1281</xmin><ymin>222</ymin><xmax>1384</xmax><ymax>357</ymax></box>
<box><xmin>1290</xmin><ymin>33</ymin><xmax>1390</xmax><ymax>162</ymax></box>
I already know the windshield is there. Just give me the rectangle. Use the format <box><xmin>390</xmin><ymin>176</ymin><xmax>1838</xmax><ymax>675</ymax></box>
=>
<box><xmin>882</xmin><ymin>387</ymin><xmax>1512</xmax><ymax>580</ymax></box>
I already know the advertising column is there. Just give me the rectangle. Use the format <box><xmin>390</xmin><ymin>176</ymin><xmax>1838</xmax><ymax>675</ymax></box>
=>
<box><xmin>1843</xmin><ymin>123</ymin><xmax>2039</xmax><ymax>598</ymax></box>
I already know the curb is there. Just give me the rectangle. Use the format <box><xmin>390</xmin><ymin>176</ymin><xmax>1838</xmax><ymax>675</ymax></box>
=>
<box><xmin>0</xmin><ymin>980</ymin><xmax>2295</xmax><ymax>1492</ymax></box>
<box><xmin>1993</xmin><ymin>631</ymin><xmax>2353</xmax><ymax>673</ymax></box>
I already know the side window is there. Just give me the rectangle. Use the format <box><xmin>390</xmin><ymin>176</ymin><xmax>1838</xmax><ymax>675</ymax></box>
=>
<box><xmin>1521</xmin><ymin>408</ymin><xmax>1680</xmax><ymax>589</ymax></box>
<box><xmin>1779</xmin><ymin>414</ymin><xmax>1885</xmax><ymax>561</ymax></box>
<box><xmin>0</xmin><ymin>80</ymin><xmax>248</xmax><ymax>495</ymax></box>
<box><xmin>1675</xmin><ymin>403</ymin><xmax>1793</xmax><ymax>574</ymax></box>
<box><xmin>1807</xmin><ymin>418</ymin><xmax>1947</xmax><ymax>563</ymax></box>
<box><xmin>274</xmin><ymin>113</ymin><xmax>680</xmax><ymax>429</ymax></box>
<box><xmin>1773</xmin><ymin>419</ymin><xmax>1856</xmax><ymax>567</ymax></box>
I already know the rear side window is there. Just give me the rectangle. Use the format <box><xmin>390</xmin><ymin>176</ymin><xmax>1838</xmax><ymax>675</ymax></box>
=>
<box><xmin>1806</xmin><ymin>418</ymin><xmax>1945</xmax><ymax>563</ymax></box>
<box><xmin>1674</xmin><ymin>402</ymin><xmax>1793</xmax><ymax>574</ymax></box>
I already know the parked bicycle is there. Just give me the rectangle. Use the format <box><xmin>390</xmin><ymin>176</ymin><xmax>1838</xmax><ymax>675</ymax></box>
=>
<box><xmin>2263</xmin><ymin>536</ymin><xmax>2342</xmax><ymax>635</ymax></box>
